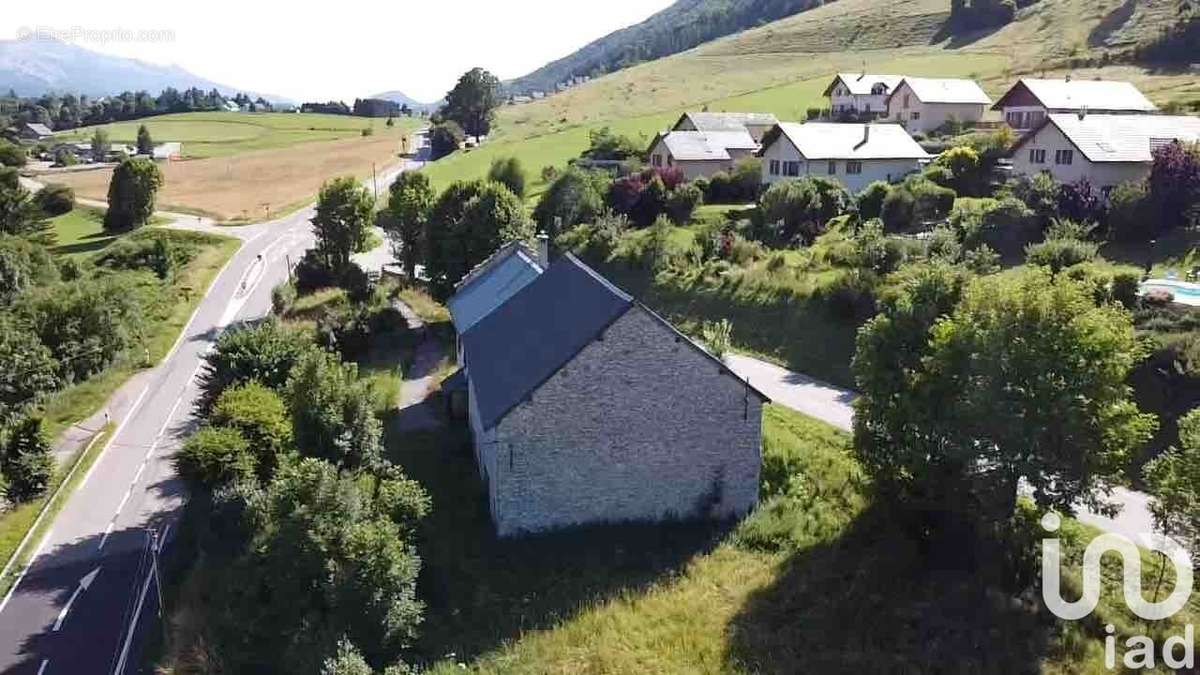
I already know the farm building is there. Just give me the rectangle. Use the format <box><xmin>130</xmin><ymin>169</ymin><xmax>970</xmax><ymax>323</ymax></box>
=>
<box><xmin>992</xmin><ymin>78</ymin><xmax>1158</xmax><ymax>131</ymax></box>
<box><xmin>759</xmin><ymin>122</ymin><xmax>930</xmax><ymax>193</ymax></box>
<box><xmin>884</xmin><ymin>77</ymin><xmax>992</xmax><ymax>134</ymax></box>
<box><xmin>17</xmin><ymin>123</ymin><xmax>53</xmax><ymax>142</ymax></box>
<box><xmin>823</xmin><ymin>73</ymin><xmax>904</xmax><ymax>117</ymax></box>
<box><xmin>1009</xmin><ymin>113</ymin><xmax>1200</xmax><ymax>189</ymax></box>
<box><xmin>672</xmin><ymin>111</ymin><xmax>779</xmax><ymax>143</ymax></box>
<box><xmin>646</xmin><ymin>129</ymin><xmax>759</xmax><ymax>180</ymax></box>
<box><xmin>450</xmin><ymin>252</ymin><xmax>767</xmax><ymax>537</ymax></box>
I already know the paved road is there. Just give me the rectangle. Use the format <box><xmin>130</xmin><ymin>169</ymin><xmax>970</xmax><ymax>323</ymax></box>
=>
<box><xmin>723</xmin><ymin>353</ymin><xmax>1163</xmax><ymax>544</ymax></box>
<box><xmin>0</xmin><ymin>135</ymin><xmax>426</xmax><ymax>675</ymax></box>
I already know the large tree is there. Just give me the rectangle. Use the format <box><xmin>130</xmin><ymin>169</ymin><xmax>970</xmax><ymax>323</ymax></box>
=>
<box><xmin>136</xmin><ymin>124</ymin><xmax>154</xmax><ymax>156</ymax></box>
<box><xmin>381</xmin><ymin>171</ymin><xmax>435</xmax><ymax>279</ymax></box>
<box><xmin>853</xmin><ymin>266</ymin><xmax>1155</xmax><ymax>534</ymax></box>
<box><xmin>90</xmin><ymin>128</ymin><xmax>110</xmax><ymax>162</ymax></box>
<box><xmin>1145</xmin><ymin>407</ymin><xmax>1200</xmax><ymax>560</ymax></box>
<box><xmin>311</xmin><ymin>176</ymin><xmax>374</xmax><ymax>271</ymax></box>
<box><xmin>440</xmin><ymin>67</ymin><xmax>501</xmax><ymax>138</ymax></box>
<box><xmin>424</xmin><ymin>180</ymin><xmax>533</xmax><ymax>298</ymax></box>
<box><xmin>104</xmin><ymin>157</ymin><xmax>163</xmax><ymax>231</ymax></box>
<box><xmin>286</xmin><ymin>349</ymin><xmax>382</xmax><ymax>473</ymax></box>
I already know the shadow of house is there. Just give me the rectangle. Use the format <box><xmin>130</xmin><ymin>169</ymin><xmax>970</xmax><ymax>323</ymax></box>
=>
<box><xmin>724</xmin><ymin>506</ymin><xmax>1056</xmax><ymax>674</ymax></box>
<box><xmin>385</xmin><ymin>424</ymin><xmax>727</xmax><ymax>664</ymax></box>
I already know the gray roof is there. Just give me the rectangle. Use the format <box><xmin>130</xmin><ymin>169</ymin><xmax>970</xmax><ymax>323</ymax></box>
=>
<box><xmin>676</xmin><ymin>111</ymin><xmax>779</xmax><ymax>132</ymax></box>
<box><xmin>24</xmin><ymin>123</ymin><xmax>53</xmax><ymax>136</ymax></box>
<box><xmin>897</xmin><ymin>77</ymin><xmax>991</xmax><ymax>105</ymax></box>
<box><xmin>449</xmin><ymin>241</ymin><xmax>544</xmax><ymax>333</ymax></box>
<box><xmin>462</xmin><ymin>254</ymin><xmax>634</xmax><ymax>429</ymax></box>
<box><xmin>655</xmin><ymin>129</ymin><xmax>757</xmax><ymax>161</ymax></box>
<box><xmin>1018</xmin><ymin>113</ymin><xmax>1200</xmax><ymax>163</ymax></box>
<box><xmin>997</xmin><ymin>78</ymin><xmax>1157</xmax><ymax>112</ymax></box>
<box><xmin>764</xmin><ymin>122</ymin><xmax>931</xmax><ymax>160</ymax></box>
<box><xmin>824</xmin><ymin>73</ymin><xmax>905</xmax><ymax>97</ymax></box>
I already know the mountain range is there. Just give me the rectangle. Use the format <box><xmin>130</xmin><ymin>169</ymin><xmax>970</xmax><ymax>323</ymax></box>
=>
<box><xmin>367</xmin><ymin>90</ymin><xmax>442</xmax><ymax>113</ymax></box>
<box><xmin>506</xmin><ymin>0</ymin><xmax>830</xmax><ymax>94</ymax></box>
<box><xmin>0</xmin><ymin>36</ymin><xmax>290</xmax><ymax>102</ymax></box>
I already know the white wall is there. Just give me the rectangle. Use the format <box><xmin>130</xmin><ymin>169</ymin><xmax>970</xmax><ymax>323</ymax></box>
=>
<box><xmin>1010</xmin><ymin>123</ymin><xmax>1150</xmax><ymax>188</ymax></box>
<box><xmin>760</xmin><ymin>134</ymin><xmax>921</xmax><ymax>193</ymax></box>
<box><xmin>828</xmin><ymin>80</ymin><xmax>889</xmax><ymax>114</ymax></box>
<box><xmin>885</xmin><ymin>82</ymin><xmax>987</xmax><ymax>134</ymax></box>
<box><xmin>649</xmin><ymin>138</ymin><xmax>744</xmax><ymax>180</ymax></box>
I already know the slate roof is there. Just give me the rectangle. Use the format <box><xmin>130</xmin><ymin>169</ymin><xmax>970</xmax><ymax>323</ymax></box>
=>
<box><xmin>675</xmin><ymin>112</ymin><xmax>779</xmax><ymax>132</ymax></box>
<box><xmin>896</xmin><ymin>77</ymin><xmax>991</xmax><ymax>105</ymax></box>
<box><xmin>762</xmin><ymin>122</ymin><xmax>931</xmax><ymax>160</ymax></box>
<box><xmin>448</xmin><ymin>241</ymin><xmax>544</xmax><ymax>333</ymax></box>
<box><xmin>654</xmin><ymin>129</ymin><xmax>757</xmax><ymax>161</ymax></box>
<box><xmin>23</xmin><ymin>123</ymin><xmax>53</xmax><ymax>136</ymax></box>
<box><xmin>1014</xmin><ymin>113</ymin><xmax>1200</xmax><ymax>163</ymax></box>
<box><xmin>462</xmin><ymin>254</ymin><xmax>634</xmax><ymax>430</ymax></box>
<box><xmin>993</xmin><ymin>79</ymin><xmax>1157</xmax><ymax>112</ymax></box>
<box><xmin>823</xmin><ymin>73</ymin><xmax>905</xmax><ymax>97</ymax></box>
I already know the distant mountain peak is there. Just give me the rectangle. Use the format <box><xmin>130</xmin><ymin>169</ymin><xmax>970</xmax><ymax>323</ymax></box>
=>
<box><xmin>367</xmin><ymin>90</ymin><xmax>441</xmax><ymax>113</ymax></box>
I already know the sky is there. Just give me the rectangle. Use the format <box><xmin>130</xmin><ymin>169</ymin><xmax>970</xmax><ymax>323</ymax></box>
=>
<box><xmin>3</xmin><ymin>0</ymin><xmax>676</xmax><ymax>102</ymax></box>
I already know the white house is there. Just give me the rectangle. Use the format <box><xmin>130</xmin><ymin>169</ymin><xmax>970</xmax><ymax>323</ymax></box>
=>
<box><xmin>823</xmin><ymin>73</ymin><xmax>904</xmax><ymax>117</ymax></box>
<box><xmin>672</xmin><ymin>111</ymin><xmax>779</xmax><ymax>143</ymax></box>
<box><xmin>1009</xmin><ymin>113</ymin><xmax>1200</xmax><ymax>189</ymax></box>
<box><xmin>647</xmin><ymin>129</ymin><xmax>759</xmax><ymax>180</ymax></box>
<box><xmin>884</xmin><ymin>77</ymin><xmax>992</xmax><ymax>134</ymax></box>
<box><xmin>992</xmin><ymin>78</ymin><xmax>1158</xmax><ymax>131</ymax></box>
<box><xmin>759</xmin><ymin>122</ymin><xmax>931</xmax><ymax>193</ymax></box>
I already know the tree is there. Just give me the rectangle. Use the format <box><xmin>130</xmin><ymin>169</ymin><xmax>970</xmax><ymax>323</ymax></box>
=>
<box><xmin>381</xmin><ymin>171</ymin><xmax>435</xmax><ymax>280</ymax></box>
<box><xmin>581</xmin><ymin>127</ymin><xmax>643</xmax><ymax>161</ymax></box>
<box><xmin>758</xmin><ymin>176</ymin><xmax>853</xmax><ymax>245</ymax></box>
<box><xmin>311</xmin><ymin>176</ymin><xmax>375</xmax><ymax>272</ymax></box>
<box><xmin>853</xmin><ymin>268</ymin><xmax>1155</xmax><ymax>536</ymax></box>
<box><xmin>198</xmin><ymin>319</ymin><xmax>314</xmax><ymax>410</ymax></box>
<box><xmin>104</xmin><ymin>158</ymin><xmax>163</xmax><ymax>231</ymax></box>
<box><xmin>532</xmin><ymin>167</ymin><xmax>609</xmax><ymax>237</ymax></box>
<box><xmin>286</xmin><ymin>350</ymin><xmax>382</xmax><ymax>472</ymax></box>
<box><xmin>488</xmin><ymin>156</ymin><xmax>527</xmax><ymax>199</ymax></box>
<box><xmin>1148</xmin><ymin>141</ymin><xmax>1200</xmax><ymax>231</ymax></box>
<box><xmin>210</xmin><ymin>382</ymin><xmax>292</xmax><ymax>478</ymax></box>
<box><xmin>440</xmin><ymin>67</ymin><xmax>501</xmax><ymax>137</ymax></box>
<box><xmin>1144</xmin><ymin>407</ymin><xmax>1200</xmax><ymax>560</ymax></box>
<box><xmin>90</xmin><ymin>129</ymin><xmax>110</xmax><ymax>162</ymax></box>
<box><xmin>0</xmin><ymin>141</ymin><xmax>25</xmax><ymax>168</ymax></box>
<box><xmin>135</xmin><ymin>124</ymin><xmax>153</xmax><ymax>156</ymax></box>
<box><xmin>427</xmin><ymin>121</ymin><xmax>465</xmax><ymax>160</ymax></box>
<box><xmin>322</xmin><ymin>639</ymin><xmax>373</xmax><ymax>675</ymax></box>
<box><xmin>34</xmin><ymin>184</ymin><xmax>74</xmax><ymax>216</ymax></box>
<box><xmin>857</xmin><ymin>181</ymin><xmax>892</xmax><ymax>220</ymax></box>
<box><xmin>0</xmin><ymin>170</ymin><xmax>51</xmax><ymax>242</ymax></box>
<box><xmin>2</xmin><ymin>416</ymin><xmax>55</xmax><ymax>502</ymax></box>
<box><xmin>665</xmin><ymin>182</ymin><xmax>703</xmax><ymax>225</ymax></box>
<box><xmin>934</xmin><ymin>145</ymin><xmax>986</xmax><ymax>196</ymax></box>
<box><xmin>425</xmin><ymin>181</ymin><xmax>534</xmax><ymax>297</ymax></box>
<box><xmin>175</xmin><ymin>426</ymin><xmax>255</xmax><ymax>489</ymax></box>
<box><xmin>0</xmin><ymin>315</ymin><xmax>60</xmax><ymax>425</ymax></box>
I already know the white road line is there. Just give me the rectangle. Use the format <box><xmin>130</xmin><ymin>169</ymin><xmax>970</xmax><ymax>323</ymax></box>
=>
<box><xmin>76</xmin><ymin>385</ymin><xmax>151</xmax><ymax>494</ymax></box>
<box><xmin>0</xmin><ymin>527</ymin><xmax>54</xmax><ymax>615</ymax></box>
<box><xmin>97</xmin><ymin>522</ymin><xmax>114</xmax><ymax>552</ymax></box>
<box><xmin>52</xmin><ymin>567</ymin><xmax>99</xmax><ymax>632</ymax></box>
<box><xmin>112</xmin><ymin>523</ymin><xmax>171</xmax><ymax>675</ymax></box>
<box><xmin>37</xmin><ymin>658</ymin><xmax>48</xmax><ymax>675</ymax></box>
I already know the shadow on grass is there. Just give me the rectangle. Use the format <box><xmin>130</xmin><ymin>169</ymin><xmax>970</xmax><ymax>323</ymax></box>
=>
<box><xmin>50</xmin><ymin>235</ymin><xmax>116</xmax><ymax>257</ymax></box>
<box><xmin>385</xmin><ymin>423</ymin><xmax>727</xmax><ymax>664</ymax></box>
<box><xmin>726</xmin><ymin>506</ymin><xmax>1058</xmax><ymax>674</ymax></box>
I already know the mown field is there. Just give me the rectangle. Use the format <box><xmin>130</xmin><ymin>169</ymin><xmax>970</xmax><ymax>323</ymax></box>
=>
<box><xmin>53</xmin><ymin>111</ymin><xmax>422</xmax><ymax>159</ymax></box>
<box><xmin>424</xmin><ymin>0</ymin><xmax>1200</xmax><ymax>195</ymax></box>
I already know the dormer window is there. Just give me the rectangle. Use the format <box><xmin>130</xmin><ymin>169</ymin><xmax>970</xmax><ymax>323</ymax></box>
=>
<box><xmin>871</xmin><ymin>83</ymin><xmax>888</xmax><ymax>95</ymax></box>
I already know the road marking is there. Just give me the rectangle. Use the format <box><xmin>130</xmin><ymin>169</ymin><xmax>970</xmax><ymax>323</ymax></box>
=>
<box><xmin>112</xmin><ymin>524</ymin><xmax>171</xmax><ymax>675</ymax></box>
<box><xmin>52</xmin><ymin>567</ymin><xmax>100</xmax><ymax>632</ymax></box>
<box><xmin>76</xmin><ymin>385</ymin><xmax>151</xmax><ymax>494</ymax></box>
<box><xmin>37</xmin><ymin>658</ymin><xmax>48</xmax><ymax>675</ymax></box>
<box><xmin>0</xmin><ymin>528</ymin><xmax>53</xmax><ymax>614</ymax></box>
<box><xmin>98</xmin><ymin>522</ymin><xmax>114</xmax><ymax>551</ymax></box>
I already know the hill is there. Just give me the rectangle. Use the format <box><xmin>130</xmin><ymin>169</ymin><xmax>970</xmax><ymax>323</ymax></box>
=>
<box><xmin>369</xmin><ymin>90</ymin><xmax>442</xmax><ymax>114</ymax></box>
<box><xmin>0</xmin><ymin>36</ymin><xmax>288</xmax><ymax>102</ymax></box>
<box><xmin>506</xmin><ymin>0</ymin><xmax>829</xmax><ymax>94</ymax></box>
<box><xmin>426</xmin><ymin>0</ymin><xmax>1200</xmax><ymax>192</ymax></box>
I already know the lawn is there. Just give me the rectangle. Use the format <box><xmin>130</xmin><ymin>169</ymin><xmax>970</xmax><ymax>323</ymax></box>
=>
<box><xmin>43</xmin><ymin>205</ymin><xmax>170</xmax><ymax>258</ymax></box>
<box><xmin>388</xmin><ymin>404</ymin><xmax>1199</xmax><ymax>674</ymax></box>
<box><xmin>53</xmin><ymin>111</ymin><xmax>423</xmax><ymax>159</ymax></box>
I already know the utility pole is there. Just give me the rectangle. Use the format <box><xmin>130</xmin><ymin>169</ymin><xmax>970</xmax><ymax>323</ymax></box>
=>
<box><xmin>150</xmin><ymin>529</ymin><xmax>165</xmax><ymax>634</ymax></box>
<box><xmin>372</xmin><ymin>162</ymin><xmax>378</xmax><ymax>201</ymax></box>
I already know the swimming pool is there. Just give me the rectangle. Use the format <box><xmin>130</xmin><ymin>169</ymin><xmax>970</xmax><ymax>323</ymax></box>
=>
<box><xmin>1141</xmin><ymin>279</ymin><xmax>1200</xmax><ymax>306</ymax></box>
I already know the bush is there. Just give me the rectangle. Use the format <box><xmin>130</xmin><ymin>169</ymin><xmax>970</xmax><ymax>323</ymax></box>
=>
<box><xmin>880</xmin><ymin>188</ymin><xmax>917</xmax><ymax>232</ymax></box>
<box><xmin>533</xmin><ymin>167</ymin><xmax>609</xmax><ymax>236</ymax></box>
<box><xmin>95</xmin><ymin>232</ymin><xmax>195</xmax><ymax>279</ymax></box>
<box><xmin>819</xmin><ymin>269</ymin><xmax>878</xmax><ymax>320</ymax></box>
<box><xmin>34</xmin><ymin>184</ymin><xmax>74</xmax><ymax>216</ymax></box>
<box><xmin>286</xmin><ymin>349</ymin><xmax>382</xmax><ymax>471</ymax></box>
<box><xmin>852</xmin><ymin>219</ymin><xmax>912</xmax><ymax>274</ymax></box>
<box><xmin>0</xmin><ymin>235</ymin><xmax>59</xmax><ymax>302</ymax></box>
<box><xmin>907</xmin><ymin>178</ymin><xmax>956</xmax><ymax>223</ymax></box>
<box><xmin>702</xmin><ymin>319</ymin><xmax>733</xmax><ymax>358</ymax></box>
<box><xmin>1024</xmin><ymin>237</ymin><xmax>1099</xmax><ymax>273</ymax></box>
<box><xmin>1057</xmin><ymin>178</ymin><xmax>1105</xmax><ymax>224</ymax></box>
<box><xmin>758</xmin><ymin>177</ymin><xmax>854</xmax><ymax>246</ymax></box>
<box><xmin>665</xmin><ymin>183</ymin><xmax>703</xmax><ymax>225</ymax></box>
<box><xmin>295</xmin><ymin>249</ymin><xmax>338</xmax><ymax>293</ymax></box>
<box><xmin>0</xmin><ymin>141</ymin><xmax>26</xmax><ymax>168</ymax></box>
<box><xmin>198</xmin><ymin>319</ymin><xmax>314</xmax><ymax>410</ymax></box>
<box><xmin>2</xmin><ymin>416</ymin><xmax>54</xmax><ymax>502</ymax></box>
<box><xmin>488</xmin><ymin>157</ymin><xmax>527</xmax><ymax>199</ymax></box>
<box><xmin>210</xmin><ymin>381</ymin><xmax>292</xmax><ymax>478</ymax></box>
<box><xmin>272</xmin><ymin>281</ymin><xmax>297</xmax><ymax>314</ymax></box>
<box><xmin>428</xmin><ymin>121</ymin><xmax>465</xmax><ymax>160</ymax></box>
<box><xmin>856</xmin><ymin>181</ymin><xmax>892</xmax><ymax>220</ymax></box>
<box><xmin>1107</xmin><ymin>181</ymin><xmax>1152</xmax><ymax>242</ymax></box>
<box><xmin>176</xmin><ymin>426</ymin><xmax>255</xmax><ymax>489</ymax></box>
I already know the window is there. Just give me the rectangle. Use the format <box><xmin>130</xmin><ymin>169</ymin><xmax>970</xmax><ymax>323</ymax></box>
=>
<box><xmin>864</xmin><ymin>103</ymin><xmax>872</xmax><ymax>113</ymax></box>
<box><xmin>769</xmin><ymin>159</ymin><xmax>780</xmax><ymax>176</ymax></box>
<box><xmin>911</xmin><ymin>111</ymin><xmax>921</xmax><ymax>121</ymax></box>
<box><xmin>827</xmin><ymin>161</ymin><xmax>837</xmax><ymax>175</ymax></box>
<box><xmin>784</xmin><ymin>161</ymin><xmax>801</xmax><ymax>177</ymax></box>
<box><xmin>1028</xmin><ymin>148</ymin><xmax>1046</xmax><ymax>164</ymax></box>
<box><xmin>652</xmin><ymin>154</ymin><xmax>663</xmax><ymax>167</ymax></box>
<box><xmin>846</xmin><ymin>161</ymin><xmax>863</xmax><ymax>175</ymax></box>
<box><xmin>1055</xmin><ymin>149</ymin><xmax>1074</xmax><ymax>165</ymax></box>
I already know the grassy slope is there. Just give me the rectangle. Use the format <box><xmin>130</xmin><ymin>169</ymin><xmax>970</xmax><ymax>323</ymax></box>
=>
<box><xmin>425</xmin><ymin>0</ymin><xmax>1198</xmax><ymax>194</ymax></box>
<box><xmin>53</xmin><ymin>112</ymin><xmax>423</xmax><ymax>159</ymax></box>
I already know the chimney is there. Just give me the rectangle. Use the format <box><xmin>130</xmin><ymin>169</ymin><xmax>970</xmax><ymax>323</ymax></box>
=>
<box><xmin>537</xmin><ymin>234</ymin><xmax>550</xmax><ymax>269</ymax></box>
<box><xmin>1065</xmin><ymin>73</ymin><xmax>1072</xmax><ymax>83</ymax></box>
<box><xmin>855</xmin><ymin>124</ymin><xmax>871</xmax><ymax>150</ymax></box>
<box><xmin>1078</xmin><ymin>105</ymin><xmax>1088</xmax><ymax>121</ymax></box>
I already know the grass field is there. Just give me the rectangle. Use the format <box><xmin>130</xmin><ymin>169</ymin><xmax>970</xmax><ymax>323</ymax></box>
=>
<box><xmin>53</xmin><ymin>112</ymin><xmax>422</xmax><ymax>159</ymax></box>
<box><xmin>45</xmin><ymin>205</ymin><xmax>169</xmax><ymax>258</ymax></box>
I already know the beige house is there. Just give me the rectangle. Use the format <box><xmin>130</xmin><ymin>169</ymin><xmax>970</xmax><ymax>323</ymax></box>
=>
<box><xmin>759</xmin><ymin>122</ymin><xmax>930</xmax><ymax>193</ymax></box>
<box><xmin>672</xmin><ymin>111</ymin><xmax>779</xmax><ymax>143</ymax></box>
<box><xmin>885</xmin><ymin>77</ymin><xmax>992</xmax><ymax>134</ymax></box>
<box><xmin>992</xmin><ymin>78</ymin><xmax>1158</xmax><ymax>131</ymax></box>
<box><xmin>647</xmin><ymin>129</ymin><xmax>759</xmax><ymax>180</ymax></box>
<box><xmin>823</xmin><ymin>73</ymin><xmax>904</xmax><ymax>117</ymax></box>
<box><xmin>1009</xmin><ymin>113</ymin><xmax>1200</xmax><ymax>189</ymax></box>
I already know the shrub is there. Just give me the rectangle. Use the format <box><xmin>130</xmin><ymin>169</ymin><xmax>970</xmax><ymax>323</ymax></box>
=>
<box><xmin>819</xmin><ymin>269</ymin><xmax>878</xmax><ymax>320</ymax></box>
<box><xmin>758</xmin><ymin>177</ymin><xmax>853</xmax><ymax>246</ymax></box>
<box><xmin>852</xmin><ymin>219</ymin><xmax>911</xmax><ymax>274</ymax></box>
<box><xmin>606</xmin><ymin>174</ymin><xmax>645</xmax><ymax>214</ymax></box>
<box><xmin>2</xmin><ymin>416</ymin><xmax>54</xmax><ymax>502</ymax></box>
<box><xmin>934</xmin><ymin>145</ymin><xmax>986</xmax><ymax>196</ymax></box>
<box><xmin>272</xmin><ymin>281</ymin><xmax>297</xmax><ymax>314</ymax></box>
<box><xmin>665</xmin><ymin>183</ymin><xmax>703</xmax><ymax>225</ymax></box>
<box><xmin>856</xmin><ymin>181</ymin><xmax>892</xmax><ymax>220</ymax></box>
<box><xmin>0</xmin><ymin>141</ymin><xmax>26</xmax><ymax>168</ymax></box>
<box><xmin>1107</xmin><ymin>180</ymin><xmax>1152</xmax><ymax>242</ymax></box>
<box><xmin>198</xmin><ymin>319</ymin><xmax>314</xmax><ymax>410</ymax></box>
<box><xmin>533</xmin><ymin>167</ymin><xmax>609</xmax><ymax>236</ymax></box>
<box><xmin>1024</xmin><ymin>237</ymin><xmax>1099</xmax><ymax>273</ymax></box>
<box><xmin>0</xmin><ymin>235</ymin><xmax>59</xmax><ymax>302</ymax></box>
<box><xmin>210</xmin><ymin>381</ymin><xmax>292</xmax><ymax>477</ymax></box>
<box><xmin>34</xmin><ymin>184</ymin><xmax>74</xmax><ymax>216</ymax></box>
<box><xmin>630</xmin><ymin>175</ymin><xmax>668</xmax><ymax>227</ymax></box>
<box><xmin>286</xmin><ymin>350</ymin><xmax>382</xmax><ymax>471</ymax></box>
<box><xmin>907</xmin><ymin>178</ymin><xmax>956</xmax><ymax>223</ymax></box>
<box><xmin>428</xmin><ymin>121</ymin><xmax>465</xmax><ymax>160</ymax></box>
<box><xmin>1057</xmin><ymin>178</ymin><xmax>1105</xmax><ymax>224</ymax></box>
<box><xmin>1007</xmin><ymin>173</ymin><xmax>1059</xmax><ymax>227</ymax></box>
<box><xmin>95</xmin><ymin>232</ymin><xmax>194</xmax><ymax>279</ymax></box>
<box><xmin>176</xmin><ymin>426</ymin><xmax>255</xmax><ymax>489</ymax></box>
<box><xmin>295</xmin><ymin>249</ymin><xmax>338</xmax><ymax>293</ymax></box>
<box><xmin>487</xmin><ymin>157</ymin><xmax>527</xmax><ymax>199</ymax></box>
<box><xmin>880</xmin><ymin>187</ymin><xmax>917</xmax><ymax>232</ymax></box>
<box><xmin>702</xmin><ymin>319</ymin><xmax>733</xmax><ymax>359</ymax></box>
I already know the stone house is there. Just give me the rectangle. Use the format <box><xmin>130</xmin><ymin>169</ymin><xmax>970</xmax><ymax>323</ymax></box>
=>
<box><xmin>992</xmin><ymin>78</ymin><xmax>1157</xmax><ymax>131</ymax></box>
<box><xmin>759</xmin><ymin>122</ymin><xmax>930</xmax><ymax>193</ymax></box>
<box><xmin>884</xmin><ymin>77</ymin><xmax>992</xmax><ymax>134</ymax></box>
<box><xmin>823</xmin><ymin>73</ymin><xmax>904</xmax><ymax>117</ymax></box>
<box><xmin>1008</xmin><ymin>113</ymin><xmax>1200</xmax><ymax>190</ymax></box>
<box><xmin>646</xmin><ymin>129</ymin><xmax>759</xmax><ymax>180</ymax></box>
<box><xmin>452</xmin><ymin>253</ymin><xmax>768</xmax><ymax>537</ymax></box>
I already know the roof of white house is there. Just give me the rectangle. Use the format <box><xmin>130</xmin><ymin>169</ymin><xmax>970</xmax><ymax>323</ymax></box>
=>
<box><xmin>654</xmin><ymin>129</ymin><xmax>758</xmax><ymax>161</ymax></box>
<box><xmin>896</xmin><ymin>77</ymin><xmax>991</xmax><ymax>105</ymax></box>
<box><xmin>763</xmin><ymin>123</ymin><xmax>931</xmax><ymax>160</ymax></box>
<box><xmin>1015</xmin><ymin>113</ymin><xmax>1200</xmax><ymax>163</ymax></box>
<box><xmin>824</xmin><ymin>73</ymin><xmax>905</xmax><ymax>97</ymax></box>
<box><xmin>674</xmin><ymin>111</ymin><xmax>779</xmax><ymax>132</ymax></box>
<box><xmin>993</xmin><ymin>78</ymin><xmax>1158</xmax><ymax>112</ymax></box>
